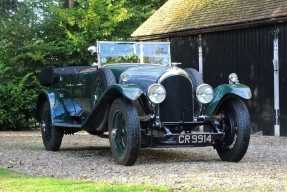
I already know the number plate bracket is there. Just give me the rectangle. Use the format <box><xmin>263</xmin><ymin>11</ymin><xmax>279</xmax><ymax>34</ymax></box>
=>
<box><xmin>149</xmin><ymin>133</ymin><xmax>224</xmax><ymax>147</ymax></box>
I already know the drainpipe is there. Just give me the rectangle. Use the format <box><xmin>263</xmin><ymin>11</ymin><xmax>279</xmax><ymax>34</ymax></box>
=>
<box><xmin>273</xmin><ymin>28</ymin><xmax>280</xmax><ymax>137</ymax></box>
<box><xmin>198</xmin><ymin>34</ymin><xmax>203</xmax><ymax>74</ymax></box>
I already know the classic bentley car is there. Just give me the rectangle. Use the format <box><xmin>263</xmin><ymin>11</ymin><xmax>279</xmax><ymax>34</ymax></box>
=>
<box><xmin>36</xmin><ymin>41</ymin><xmax>252</xmax><ymax>166</ymax></box>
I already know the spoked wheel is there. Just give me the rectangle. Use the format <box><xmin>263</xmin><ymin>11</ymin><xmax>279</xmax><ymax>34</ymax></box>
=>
<box><xmin>87</xmin><ymin>68</ymin><xmax>116</xmax><ymax>135</ymax></box>
<box><xmin>215</xmin><ymin>99</ymin><xmax>251</xmax><ymax>162</ymax></box>
<box><xmin>108</xmin><ymin>98</ymin><xmax>141</xmax><ymax>166</ymax></box>
<box><xmin>40</xmin><ymin>101</ymin><xmax>64</xmax><ymax>151</ymax></box>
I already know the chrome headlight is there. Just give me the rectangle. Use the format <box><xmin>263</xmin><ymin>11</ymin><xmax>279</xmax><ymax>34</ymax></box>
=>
<box><xmin>147</xmin><ymin>84</ymin><xmax>166</xmax><ymax>104</ymax></box>
<box><xmin>196</xmin><ymin>84</ymin><xmax>214</xmax><ymax>104</ymax></box>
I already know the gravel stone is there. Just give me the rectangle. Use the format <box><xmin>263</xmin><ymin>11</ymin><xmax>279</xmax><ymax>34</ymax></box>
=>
<box><xmin>1</xmin><ymin>131</ymin><xmax>287</xmax><ymax>191</ymax></box>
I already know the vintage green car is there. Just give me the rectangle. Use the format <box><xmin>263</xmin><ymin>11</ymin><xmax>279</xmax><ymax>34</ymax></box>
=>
<box><xmin>36</xmin><ymin>41</ymin><xmax>252</xmax><ymax>166</ymax></box>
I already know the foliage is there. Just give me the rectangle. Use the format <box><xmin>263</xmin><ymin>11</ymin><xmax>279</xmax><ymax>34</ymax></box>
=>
<box><xmin>0</xmin><ymin>0</ymin><xmax>167</xmax><ymax>130</ymax></box>
<box><xmin>113</xmin><ymin>0</ymin><xmax>167</xmax><ymax>39</ymax></box>
<box><xmin>0</xmin><ymin>168</ymin><xmax>169</xmax><ymax>192</ymax></box>
<box><xmin>106</xmin><ymin>55</ymin><xmax>140</xmax><ymax>64</ymax></box>
<box><xmin>0</xmin><ymin>67</ymin><xmax>40</xmax><ymax>130</ymax></box>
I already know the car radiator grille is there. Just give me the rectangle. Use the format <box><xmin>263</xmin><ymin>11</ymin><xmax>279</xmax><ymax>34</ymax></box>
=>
<box><xmin>159</xmin><ymin>75</ymin><xmax>194</xmax><ymax>123</ymax></box>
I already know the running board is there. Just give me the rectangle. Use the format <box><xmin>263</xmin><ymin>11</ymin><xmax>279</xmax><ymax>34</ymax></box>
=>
<box><xmin>53</xmin><ymin>122</ymin><xmax>83</xmax><ymax>129</ymax></box>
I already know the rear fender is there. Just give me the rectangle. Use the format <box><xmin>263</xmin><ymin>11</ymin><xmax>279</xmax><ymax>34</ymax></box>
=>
<box><xmin>36</xmin><ymin>90</ymin><xmax>81</xmax><ymax>125</ymax></box>
<box><xmin>205</xmin><ymin>84</ymin><xmax>252</xmax><ymax>115</ymax></box>
<box><xmin>83</xmin><ymin>84</ymin><xmax>145</xmax><ymax>132</ymax></box>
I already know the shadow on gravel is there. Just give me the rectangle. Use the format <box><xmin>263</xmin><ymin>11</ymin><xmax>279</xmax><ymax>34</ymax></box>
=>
<box><xmin>137</xmin><ymin>148</ymin><xmax>220</xmax><ymax>164</ymax></box>
<box><xmin>59</xmin><ymin>146</ymin><xmax>219</xmax><ymax>164</ymax></box>
<box><xmin>61</xmin><ymin>146</ymin><xmax>110</xmax><ymax>152</ymax></box>
<box><xmin>60</xmin><ymin>146</ymin><xmax>112</xmax><ymax>158</ymax></box>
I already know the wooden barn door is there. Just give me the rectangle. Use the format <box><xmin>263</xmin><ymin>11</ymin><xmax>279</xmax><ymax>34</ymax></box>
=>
<box><xmin>170</xmin><ymin>36</ymin><xmax>199</xmax><ymax>70</ymax></box>
<box><xmin>202</xmin><ymin>26</ymin><xmax>275</xmax><ymax>135</ymax></box>
<box><xmin>279</xmin><ymin>24</ymin><xmax>287</xmax><ymax>136</ymax></box>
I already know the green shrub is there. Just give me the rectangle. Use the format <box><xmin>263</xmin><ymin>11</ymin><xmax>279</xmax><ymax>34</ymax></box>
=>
<box><xmin>0</xmin><ymin>72</ymin><xmax>40</xmax><ymax>130</ymax></box>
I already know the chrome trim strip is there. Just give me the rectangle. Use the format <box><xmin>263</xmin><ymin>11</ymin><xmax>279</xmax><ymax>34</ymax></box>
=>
<box><xmin>158</xmin><ymin>66</ymin><xmax>193</xmax><ymax>85</ymax></box>
<box><xmin>97</xmin><ymin>41</ymin><xmax>171</xmax><ymax>45</ymax></box>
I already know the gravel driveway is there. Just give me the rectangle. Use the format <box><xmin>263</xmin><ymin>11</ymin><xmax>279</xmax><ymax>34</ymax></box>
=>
<box><xmin>1</xmin><ymin>131</ymin><xmax>287</xmax><ymax>191</ymax></box>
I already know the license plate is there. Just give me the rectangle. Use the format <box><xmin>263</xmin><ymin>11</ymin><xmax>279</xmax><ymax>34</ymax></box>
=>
<box><xmin>177</xmin><ymin>134</ymin><xmax>213</xmax><ymax>145</ymax></box>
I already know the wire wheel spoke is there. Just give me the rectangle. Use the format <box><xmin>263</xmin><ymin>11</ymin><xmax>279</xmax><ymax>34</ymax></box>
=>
<box><xmin>220</xmin><ymin>111</ymin><xmax>238</xmax><ymax>149</ymax></box>
<box><xmin>41</xmin><ymin>113</ymin><xmax>52</xmax><ymax>142</ymax></box>
<box><xmin>112</xmin><ymin>111</ymin><xmax>127</xmax><ymax>155</ymax></box>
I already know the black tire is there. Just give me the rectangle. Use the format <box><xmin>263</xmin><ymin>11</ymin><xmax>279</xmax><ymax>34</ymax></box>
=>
<box><xmin>215</xmin><ymin>99</ymin><xmax>251</xmax><ymax>162</ymax></box>
<box><xmin>89</xmin><ymin>68</ymin><xmax>116</xmax><ymax>134</ymax></box>
<box><xmin>185</xmin><ymin>68</ymin><xmax>203</xmax><ymax>89</ymax></box>
<box><xmin>108</xmin><ymin>98</ymin><xmax>141</xmax><ymax>166</ymax></box>
<box><xmin>40</xmin><ymin>102</ymin><xmax>64</xmax><ymax>151</ymax></box>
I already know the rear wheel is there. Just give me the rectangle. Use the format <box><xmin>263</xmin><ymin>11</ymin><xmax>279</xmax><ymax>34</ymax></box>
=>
<box><xmin>108</xmin><ymin>98</ymin><xmax>141</xmax><ymax>166</ymax></box>
<box><xmin>215</xmin><ymin>99</ymin><xmax>251</xmax><ymax>162</ymax></box>
<box><xmin>40</xmin><ymin>102</ymin><xmax>64</xmax><ymax>151</ymax></box>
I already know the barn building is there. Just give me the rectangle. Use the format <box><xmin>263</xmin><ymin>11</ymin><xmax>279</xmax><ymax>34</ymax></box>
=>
<box><xmin>132</xmin><ymin>0</ymin><xmax>287</xmax><ymax>136</ymax></box>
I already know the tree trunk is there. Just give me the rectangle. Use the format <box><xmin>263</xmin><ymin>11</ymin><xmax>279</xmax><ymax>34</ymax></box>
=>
<box><xmin>64</xmin><ymin>0</ymin><xmax>74</xmax><ymax>8</ymax></box>
<box><xmin>0</xmin><ymin>0</ymin><xmax>18</xmax><ymax>16</ymax></box>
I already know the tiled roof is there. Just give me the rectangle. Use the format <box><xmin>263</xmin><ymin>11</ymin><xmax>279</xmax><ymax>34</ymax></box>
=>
<box><xmin>132</xmin><ymin>0</ymin><xmax>287</xmax><ymax>38</ymax></box>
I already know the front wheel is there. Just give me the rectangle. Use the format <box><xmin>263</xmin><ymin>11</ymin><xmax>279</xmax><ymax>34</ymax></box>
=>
<box><xmin>215</xmin><ymin>99</ymin><xmax>251</xmax><ymax>162</ymax></box>
<box><xmin>108</xmin><ymin>98</ymin><xmax>141</xmax><ymax>166</ymax></box>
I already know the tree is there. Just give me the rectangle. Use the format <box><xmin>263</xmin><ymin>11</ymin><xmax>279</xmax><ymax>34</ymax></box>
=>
<box><xmin>112</xmin><ymin>0</ymin><xmax>167</xmax><ymax>39</ymax></box>
<box><xmin>0</xmin><ymin>0</ymin><xmax>18</xmax><ymax>16</ymax></box>
<box><xmin>0</xmin><ymin>0</ymin><xmax>167</xmax><ymax>130</ymax></box>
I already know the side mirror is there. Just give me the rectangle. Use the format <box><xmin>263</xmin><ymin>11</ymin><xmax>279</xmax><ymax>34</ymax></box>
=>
<box><xmin>91</xmin><ymin>62</ymin><xmax>99</xmax><ymax>67</ymax></box>
<box><xmin>88</xmin><ymin>45</ymin><xmax>98</xmax><ymax>56</ymax></box>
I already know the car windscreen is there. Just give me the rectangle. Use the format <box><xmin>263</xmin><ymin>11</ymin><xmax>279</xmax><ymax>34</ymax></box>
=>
<box><xmin>98</xmin><ymin>42</ymin><xmax>171</xmax><ymax>66</ymax></box>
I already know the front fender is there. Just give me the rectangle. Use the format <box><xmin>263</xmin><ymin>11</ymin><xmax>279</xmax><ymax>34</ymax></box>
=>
<box><xmin>109</xmin><ymin>84</ymin><xmax>144</xmax><ymax>101</ymax></box>
<box><xmin>205</xmin><ymin>84</ymin><xmax>252</xmax><ymax>115</ymax></box>
<box><xmin>83</xmin><ymin>84</ymin><xmax>144</xmax><ymax>133</ymax></box>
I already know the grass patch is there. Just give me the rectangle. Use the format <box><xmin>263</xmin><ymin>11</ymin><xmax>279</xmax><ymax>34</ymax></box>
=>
<box><xmin>0</xmin><ymin>168</ymin><xmax>169</xmax><ymax>192</ymax></box>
